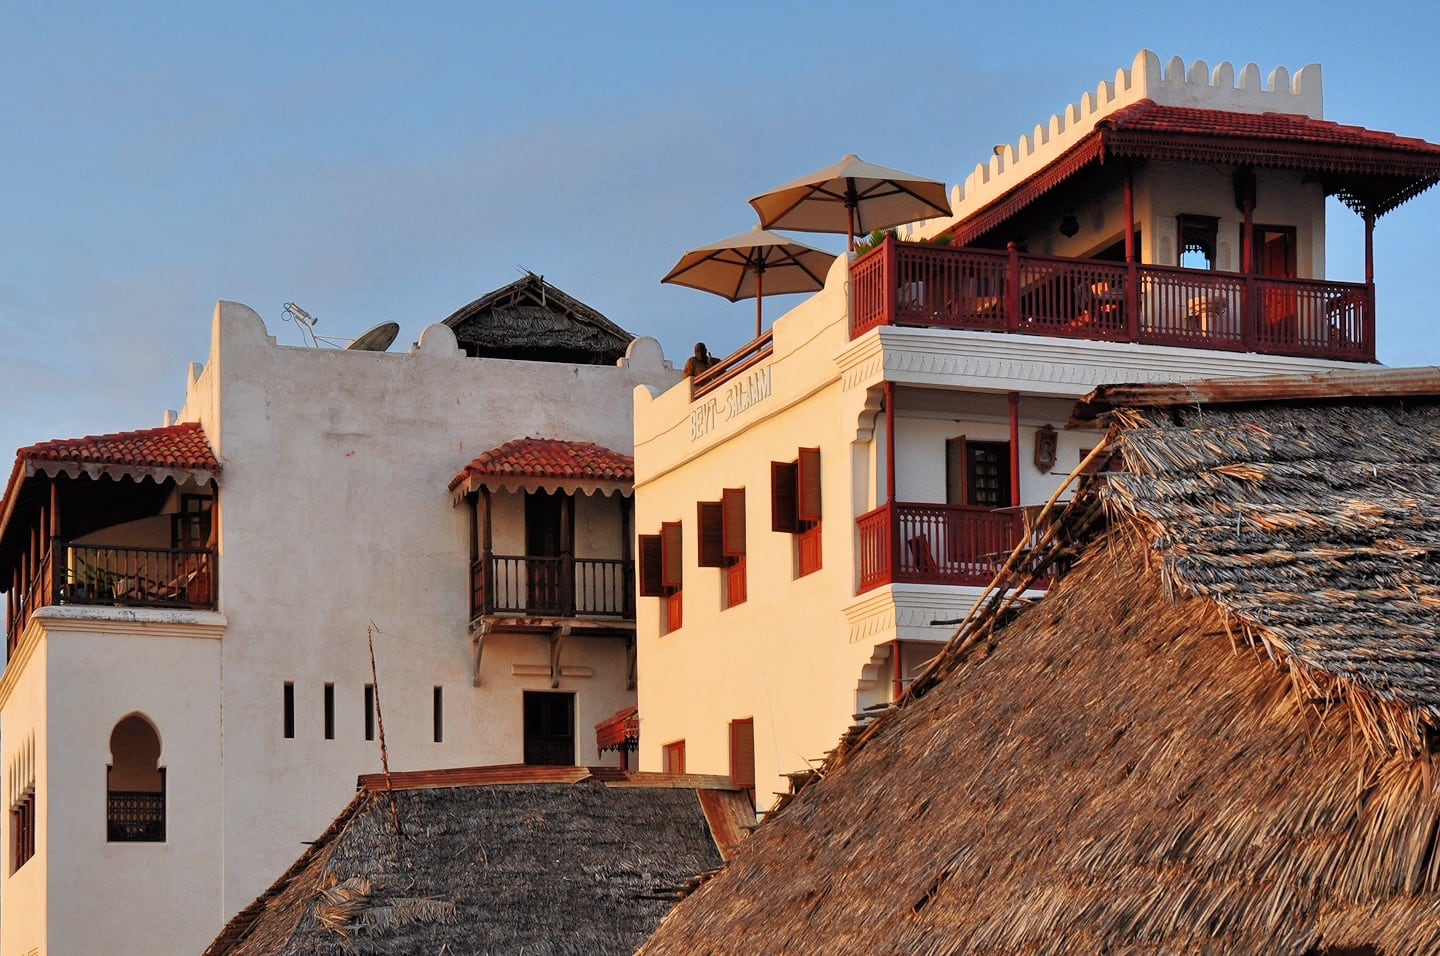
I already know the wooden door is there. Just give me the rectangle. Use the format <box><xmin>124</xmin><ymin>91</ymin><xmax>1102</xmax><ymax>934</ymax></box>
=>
<box><xmin>525</xmin><ymin>491</ymin><xmax>566</xmax><ymax>614</ymax></box>
<box><xmin>523</xmin><ymin>691</ymin><xmax>575</xmax><ymax>766</ymax></box>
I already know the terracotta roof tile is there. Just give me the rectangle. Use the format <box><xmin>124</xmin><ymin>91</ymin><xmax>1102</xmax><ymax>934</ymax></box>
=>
<box><xmin>448</xmin><ymin>437</ymin><xmax>632</xmax><ymax>491</ymax></box>
<box><xmin>16</xmin><ymin>422</ymin><xmax>220</xmax><ymax>472</ymax></box>
<box><xmin>1104</xmin><ymin>100</ymin><xmax>1440</xmax><ymax>156</ymax></box>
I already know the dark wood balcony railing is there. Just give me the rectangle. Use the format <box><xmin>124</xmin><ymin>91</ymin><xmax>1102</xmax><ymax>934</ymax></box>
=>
<box><xmin>857</xmin><ymin>502</ymin><xmax>1024</xmax><ymax>592</ymax></box>
<box><xmin>471</xmin><ymin>554</ymin><xmax>635</xmax><ymax>620</ymax></box>
<box><xmin>107</xmin><ymin>790</ymin><xmax>166</xmax><ymax>842</ymax></box>
<box><xmin>8</xmin><ymin>542</ymin><xmax>217</xmax><ymax>652</ymax></box>
<box><xmin>850</xmin><ymin>238</ymin><xmax>1375</xmax><ymax>362</ymax></box>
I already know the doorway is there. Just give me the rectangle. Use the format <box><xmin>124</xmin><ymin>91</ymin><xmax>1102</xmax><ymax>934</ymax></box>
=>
<box><xmin>525</xmin><ymin>491</ymin><xmax>568</xmax><ymax>614</ymax></box>
<box><xmin>523</xmin><ymin>691</ymin><xmax>575</xmax><ymax>766</ymax></box>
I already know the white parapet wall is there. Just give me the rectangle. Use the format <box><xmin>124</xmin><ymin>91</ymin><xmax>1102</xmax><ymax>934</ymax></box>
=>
<box><xmin>904</xmin><ymin>50</ymin><xmax>1323</xmax><ymax>243</ymax></box>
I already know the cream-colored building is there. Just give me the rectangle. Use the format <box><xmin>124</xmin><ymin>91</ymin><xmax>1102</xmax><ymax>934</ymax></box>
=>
<box><xmin>633</xmin><ymin>51</ymin><xmax>1440</xmax><ymax>807</ymax></box>
<box><xmin>0</xmin><ymin>278</ymin><xmax>678</xmax><ymax>955</ymax></box>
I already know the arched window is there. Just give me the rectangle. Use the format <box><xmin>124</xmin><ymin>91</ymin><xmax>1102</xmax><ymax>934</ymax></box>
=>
<box><xmin>107</xmin><ymin>715</ymin><xmax>165</xmax><ymax>843</ymax></box>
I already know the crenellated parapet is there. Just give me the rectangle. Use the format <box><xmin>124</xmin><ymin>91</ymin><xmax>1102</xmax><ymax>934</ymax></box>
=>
<box><xmin>904</xmin><ymin>50</ymin><xmax>1323</xmax><ymax>241</ymax></box>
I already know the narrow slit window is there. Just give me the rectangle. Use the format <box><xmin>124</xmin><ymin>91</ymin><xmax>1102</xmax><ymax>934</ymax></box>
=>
<box><xmin>364</xmin><ymin>685</ymin><xmax>375</xmax><ymax>741</ymax></box>
<box><xmin>433</xmin><ymin>686</ymin><xmax>443</xmax><ymax>743</ymax></box>
<box><xmin>283</xmin><ymin>682</ymin><xmax>295</xmax><ymax>739</ymax></box>
<box><xmin>323</xmin><ymin>683</ymin><xmax>335</xmax><ymax>740</ymax></box>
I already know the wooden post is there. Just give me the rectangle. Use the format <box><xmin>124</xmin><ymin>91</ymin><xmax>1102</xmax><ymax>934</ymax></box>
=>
<box><xmin>47</xmin><ymin>482</ymin><xmax>59</xmax><ymax>604</ymax></box>
<box><xmin>1124</xmin><ymin>166</ymin><xmax>1139</xmax><ymax>341</ymax></box>
<box><xmin>561</xmin><ymin>494</ymin><xmax>576</xmax><ymax>617</ymax></box>
<box><xmin>1364</xmin><ymin>208</ymin><xmax>1377</xmax><ymax>362</ymax></box>
<box><xmin>479</xmin><ymin>487</ymin><xmax>493</xmax><ymax>617</ymax></box>
<box><xmin>885</xmin><ymin>381</ymin><xmax>899</xmax><ymax>582</ymax></box>
<box><xmin>1008</xmin><ymin>392</ymin><xmax>1021</xmax><ymax>507</ymax></box>
<box><xmin>1005</xmin><ymin>242</ymin><xmax>1021</xmax><ymax>332</ymax></box>
<box><xmin>621</xmin><ymin>496</ymin><xmax>634</xmax><ymax>619</ymax></box>
<box><xmin>883</xmin><ymin>234</ymin><xmax>899</xmax><ymax>328</ymax></box>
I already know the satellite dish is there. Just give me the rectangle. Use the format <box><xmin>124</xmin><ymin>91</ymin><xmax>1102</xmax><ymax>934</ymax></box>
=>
<box><xmin>345</xmin><ymin>322</ymin><xmax>400</xmax><ymax>352</ymax></box>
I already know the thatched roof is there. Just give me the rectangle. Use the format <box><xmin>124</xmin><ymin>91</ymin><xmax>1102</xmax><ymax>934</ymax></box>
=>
<box><xmin>207</xmin><ymin>766</ymin><xmax>753</xmax><ymax>956</ymax></box>
<box><xmin>443</xmin><ymin>272</ymin><xmax>634</xmax><ymax>364</ymax></box>
<box><xmin>641</xmin><ymin>368</ymin><xmax>1440</xmax><ymax>955</ymax></box>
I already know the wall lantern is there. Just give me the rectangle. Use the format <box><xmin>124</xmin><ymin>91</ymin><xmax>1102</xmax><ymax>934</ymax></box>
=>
<box><xmin>1059</xmin><ymin>210</ymin><xmax>1080</xmax><ymax>238</ymax></box>
<box><xmin>1034</xmin><ymin>424</ymin><xmax>1058</xmax><ymax>473</ymax></box>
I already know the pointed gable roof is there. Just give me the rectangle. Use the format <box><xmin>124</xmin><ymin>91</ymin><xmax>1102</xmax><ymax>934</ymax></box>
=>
<box><xmin>443</xmin><ymin>272</ymin><xmax>634</xmax><ymax>365</ymax></box>
<box><xmin>449</xmin><ymin>437</ymin><xmax>634</xmax><ymax>499</ymax></box>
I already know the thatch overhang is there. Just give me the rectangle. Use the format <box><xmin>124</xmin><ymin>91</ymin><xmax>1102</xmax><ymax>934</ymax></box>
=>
<box><xmin>443</xmin><ymin>272</ymin><xmax>634</xmax><ymax>365</ymax></box>
<box><xmin>641</xmin><ymin>367</ymin><xmax>1440</xmax><ymax>955</ymax></box>
<box><xmin>944</xmin><ymin>99</ymin><xmax>1440</xmax><ymax>246</ymax></box>
<box><xmin>207</xmin><ymin>765</ymin><xmax>753</xmax><ymax>956</ymax></box>
<box><xmin>0</xmin><ymin>423</ymin><xmax>220</xmax><ymax>574</ymax></box>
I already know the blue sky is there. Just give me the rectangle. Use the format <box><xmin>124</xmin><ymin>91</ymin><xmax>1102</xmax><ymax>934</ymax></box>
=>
<box><xmin>2</xmin><ymin>2</ymin><xmax>1438</xmax><ymax>461</ymax></box>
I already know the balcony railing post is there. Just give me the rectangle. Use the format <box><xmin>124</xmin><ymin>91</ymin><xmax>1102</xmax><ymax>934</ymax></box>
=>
<box><xmin>1364</xmin><ymin>281</ymin><xmax>1377</xmax><ymax>362</ymax></box>
<box><xmin>1005</xmin><ymin>243</ymin><xmax>1021</xmax><ymax>332</ymax></box>
<box><xmin>562</xmin><ymin>553</ymin><xmax>576</xmax><ymax>618</ymax></box>
<box><xmin>1241</xmin><ymin>275</ymin><xmax>1258</xmax><ymax>353</ymax></box>
<box><xmin>883</xmin><ymin>234</ymin><xmax>899</xmax><ymax>329</ymax></box>
<box><xmin>1125</xmin><ymin>261</ymin><xmax>1139</xmax><ymax>341</ymax></box>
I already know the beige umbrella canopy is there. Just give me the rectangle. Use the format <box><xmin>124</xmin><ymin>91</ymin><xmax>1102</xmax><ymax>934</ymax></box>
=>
<box><xmin>749</xmin><ymin>153</ymin><xmax>953</xmax><ymax>251</ymax></box>
<box><xmin>662</xmin><ymin>227</ymin><xmax>834</xmax><ymax>337</ymax></box>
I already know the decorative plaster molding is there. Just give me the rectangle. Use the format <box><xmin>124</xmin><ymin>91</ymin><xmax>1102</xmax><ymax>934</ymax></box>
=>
<box><xmin>31</xmin><ymin>605</ymin><xmax>228</xmax><ymax>639</ymax></box>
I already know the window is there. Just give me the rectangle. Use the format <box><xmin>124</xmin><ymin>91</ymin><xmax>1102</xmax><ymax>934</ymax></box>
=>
<box><xmin>364</xmin><ymin>684</ymin><xmax>376</xmax><ymax>741</ymax></box>
<box><xmin>433</xmin><ymin>686</ymin><xmax>444</xmax><ymax>743</ymax></box>
<box><xmin>523</xmin><ymin>692</ymin><xmax>575</xmax><ymax>765</ymax></box>
<box><xmin>773</xmin><ymin>448</ymin><xmax>822</xmax><ymax>576</ymax></box>
<box><xmin>699</xmin><ymin>489</ymin><xmax>747</xmax><ymax>608</ymax></box>
<box><xmin>639</xmin><ymin>521</ymin><xmax>684</xmax><ymax>632</ymax></box>
<box><xmin>107</xmin><ymin>715</ymin><xmax>165</xmax><ymax>843</ymax></box>
<box><xmin>1178</xmin><ymin>214</ymin><xmax>1219</xmax><ymax>270</ymax></box>
<box><xmin>11</xmin><ymin>790</ymin><xmax>33</xmax><ymax>871</ymax></box>
<box><xmin>945</xmin><ymin>438</ymin><xmax>1011</xmax><ymax>508</ymax></box>
<box><xmin>323</xmin><ymin>683</ymin><xmax>335</xmax><ymax>740</ymax></box>
<box><xmin>283</xmin><ymin>682</ymin><xmax>295</xmax><ymax>739</ymax></box>
<box><xmin>663</xmin><ymin>740</ymin><xmax>686</xmax><ymax>775</ymax></box>
<box><xmin>729</xmin><ymin>718</ymin><xmax>756</xmax><ymax>806</ymax></box>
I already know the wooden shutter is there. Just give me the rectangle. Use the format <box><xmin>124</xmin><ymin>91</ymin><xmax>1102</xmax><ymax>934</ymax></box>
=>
<box><xmin>729</xmin><ymin>718</ymin><xmax>756</xmax><ymax>792</ymax></box>
<box><xmin>638</xmin><ymin>534</ymin><xmax>664</xmax><ymax>596</ymax></box>
<box><xmin>797</xmin><ymin>447</ymin><xmax>822</xmax><ymax>523</ymax></box>
<box><xmin>664</xmin><ymin>740</ymin><xmax>686</xmax><ymax>775</ymax></box>
<box><xmin>945</xmin><ymin>436</ymin><xmax>967</xmax><ymax>505</ymax></box>
<box><xmin>722</xmin><ymin>488</ymin><xmax>746</xmax><ymax>558</ymax></box>
<box><xmin>771</xmin><ymin>461</ymin><xmax>799</xmax><ymax>533</ymax></box>
<box><xmin>697</xmin><ymin>501</ymin><xmax>725</xmax><ymax>568</ymax></box>
<box><xmin>660</xmin><ymin>521</ymin><xmax>683</xmax><ymax>590</ymax></box>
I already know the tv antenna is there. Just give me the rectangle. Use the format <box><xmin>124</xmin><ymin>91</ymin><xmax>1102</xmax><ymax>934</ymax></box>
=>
<box><xmin>282</xmin><ymin>302</ymin><xmax>322</xmax><ymax>347</ymax></box>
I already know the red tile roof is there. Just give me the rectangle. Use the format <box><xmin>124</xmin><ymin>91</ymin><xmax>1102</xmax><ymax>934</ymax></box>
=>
<box><xmin>1103</xmin><ymin>100</ymin><xmax>1440</xmax><ymax>157</ymax></box>
<box><xmin>15</xmin><ymin>422</ymin><xmax>220</xmax><ymax>472</ymax></box>
<box><xmin>448</xmin><ymin>437</ymin><xmax>633</xmax><ymax>491</ymax></box>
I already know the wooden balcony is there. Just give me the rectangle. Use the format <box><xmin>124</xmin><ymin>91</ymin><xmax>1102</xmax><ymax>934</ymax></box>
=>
<box><xmin>850</xmin><ymin>238</ymin><xmax>1375</xmax><ymax>362</ymax></box>
<box><xmin>856</xmin><ymin>502</ymin><xmax>1024</xmax><ymax>592</ymax></box>
<box><xmin>471</xmin><ymin>554</ymin><xmax>635</xmax><ymax>621</ymax></box>
<box><xmin>8</xmin><ymin>541</ymin><xmax>217</xmax><ymax>651</ymax></box>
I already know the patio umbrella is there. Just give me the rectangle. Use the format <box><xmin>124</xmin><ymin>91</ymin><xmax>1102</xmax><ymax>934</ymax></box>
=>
<box><xmin>749</xmin><ymin>154</ymin><xmax>953</xmax><ymax>251</ymax></box>
<box><xmin>661</xmin><ymin>227</ymin><xmax>834</xmax><ymax>338</ymax></box>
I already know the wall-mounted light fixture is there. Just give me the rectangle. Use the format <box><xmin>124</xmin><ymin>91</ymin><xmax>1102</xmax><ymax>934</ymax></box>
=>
<box><xmin>1059</xmin><ymin>210</ymin><xmax>1079</xmax><ymax>239</ymax></box>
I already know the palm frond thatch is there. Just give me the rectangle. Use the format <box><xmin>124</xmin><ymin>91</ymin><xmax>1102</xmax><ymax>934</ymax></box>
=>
<box><xmin>641</xmin><ymin>372</ymin><xmax>1440</xmax><ymax>955</ymax></box>
<box><xmin>443</xmin><ymin>272</ymin><xmax>634</xmax><ymax>365</ymax></box>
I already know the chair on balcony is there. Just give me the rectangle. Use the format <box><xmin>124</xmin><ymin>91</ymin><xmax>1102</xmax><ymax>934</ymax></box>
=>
<box><xmin>908</xmin><ymin>535</ymin><xmax>938</xmax><ymax>576</ymax></box>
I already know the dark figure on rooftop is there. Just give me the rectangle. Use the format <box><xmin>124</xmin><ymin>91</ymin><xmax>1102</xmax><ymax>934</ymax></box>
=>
<box><xmin>683</xmin><ymin>342</ymin><xmax>716</xmax><ymax>377</ymax></box>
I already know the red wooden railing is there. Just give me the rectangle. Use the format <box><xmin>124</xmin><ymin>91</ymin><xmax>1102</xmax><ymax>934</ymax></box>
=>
<box><xmin>856</xmin><ymin>502</ymin><xmax>1024</xmax><ymax>592</ymax></box>
<box><xmin>691</xmin><ymin>332</ymin><xmax>775</xmax><ymax>400</ymax></box>
<box><xmin>471</xmin><ymin>555</ymin><xmax>635</xmax><ymax>620</ymax></box>
<box><xmin>850</xmin><ymin>237</ymin><xmax>1375</xmax><ymax>362</ymax></box>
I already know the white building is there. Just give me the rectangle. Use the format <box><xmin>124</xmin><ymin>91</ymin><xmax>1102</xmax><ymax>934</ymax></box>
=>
<box><xmin>632</xmin><ymin>51</ymin><xmax>1440</xmax><ymax>807</ymax></box>
<box><xmin>0</xmin><ymin>277</ymin><xmax>678</xmax><ymax>955</ymax></box>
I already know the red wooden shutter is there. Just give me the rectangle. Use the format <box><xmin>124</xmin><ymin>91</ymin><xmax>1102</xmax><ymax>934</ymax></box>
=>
<box><xmin>697</xmin><ymin>501</ymin><xmax>725</xmax><ymax>568</ymax></box>
<box><xmin>729</xmin><ymin>718</ymin><xmax>756</xmax><ymax>793</ymax></box>
<box><xmin>797</xmin><ymin>447</ymin><xmax>822</xmax><ymax>523</ymax></box>
<box><xmin>660</xmin><ymin>521</ymin><xmax>683</xmax><ymax>590</ymax></box>
<box><xmin>771</xmin><ymin>461</ymin><xmax>798</xmax><ymax>533</ymax></box>
<box><xmin>664</xmin><ymin>740</ymin><xmax>686</xmax><ymax>775</ymax></box>
<box><xmin>722</xmin><ymin>488</ymin><xmax>746</xmax><ymax>558</ymax></box>
<box><xmin>638</xmin><ymin>535</ymin><xmax>664</xmax><ymax>596</ymax></box>
<box><xmin>945</xmin><ymin>436</ymin><xmax>967</xmax><ymax>505</ymax></box>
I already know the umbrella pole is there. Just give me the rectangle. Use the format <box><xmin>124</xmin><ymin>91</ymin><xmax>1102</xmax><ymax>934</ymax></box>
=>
<box><xmin>755</xmin><ymin>267</ymin><xmax>763</xmax><ymax>338</ymax></box>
